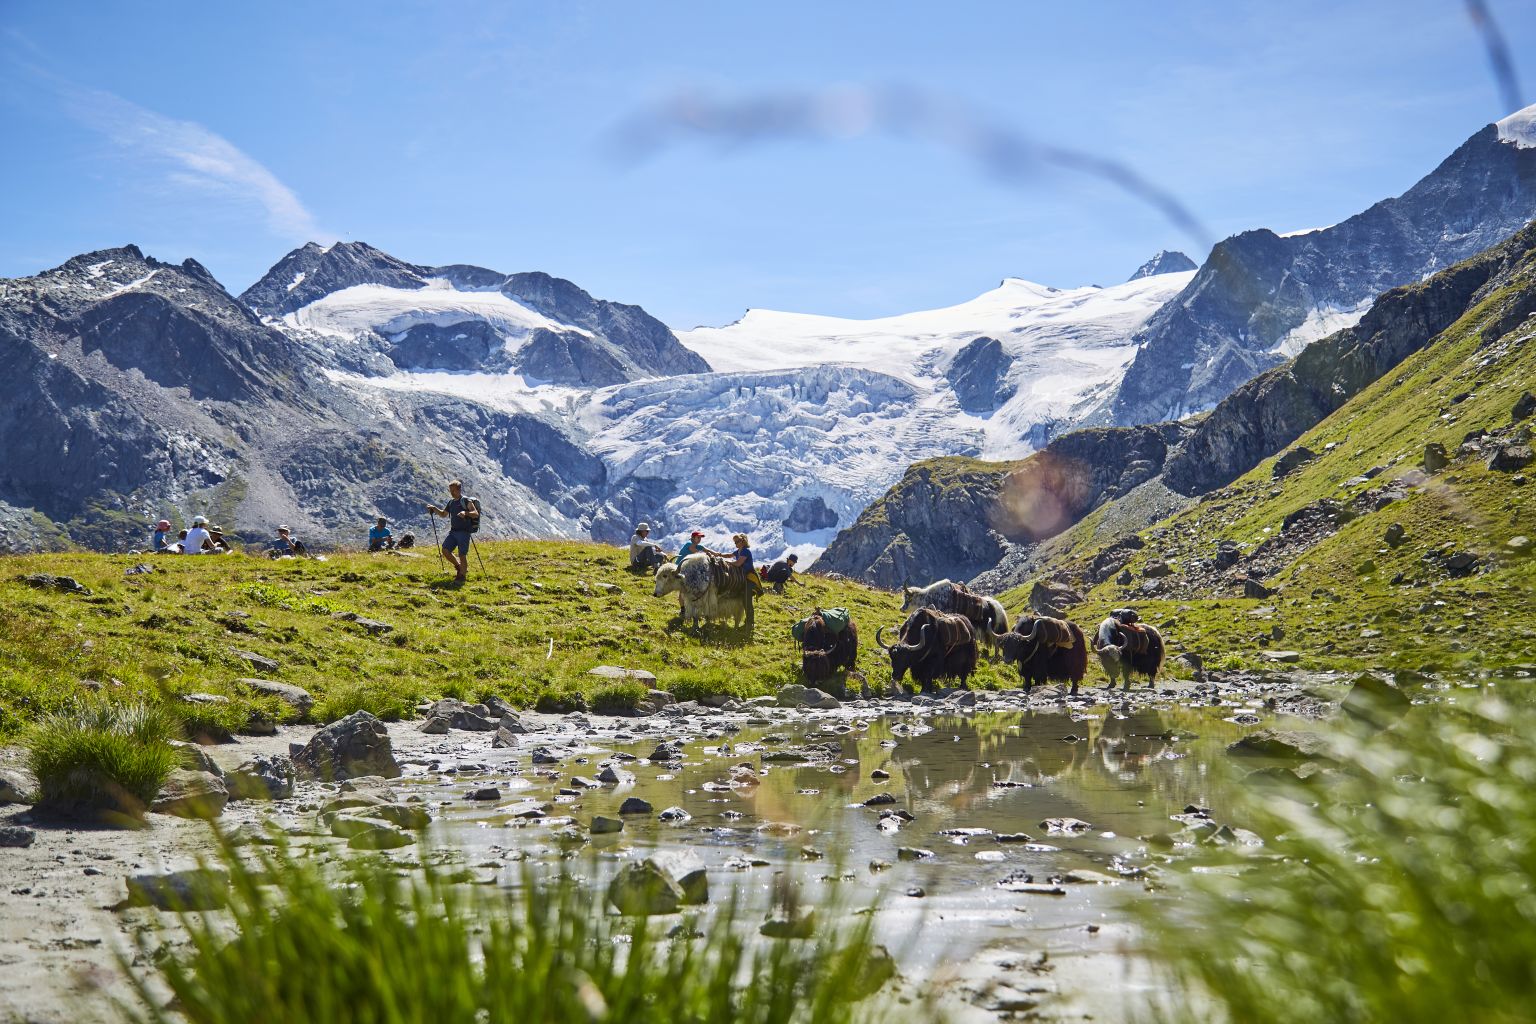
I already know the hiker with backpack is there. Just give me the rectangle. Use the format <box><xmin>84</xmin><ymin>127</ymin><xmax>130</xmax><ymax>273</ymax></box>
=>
<box><xmin>427</xmin><ymin>480</ymin><xmax>480</xmax><ymax>582</ymax></box>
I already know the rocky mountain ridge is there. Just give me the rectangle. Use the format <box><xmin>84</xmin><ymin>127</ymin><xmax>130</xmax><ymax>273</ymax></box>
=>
<box><xmin>1102</xmin><ymin>105</ymin><xmax>1536</xmax><ymax>426</ymax></box>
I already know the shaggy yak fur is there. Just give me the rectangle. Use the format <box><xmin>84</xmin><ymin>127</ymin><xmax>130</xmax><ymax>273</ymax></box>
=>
<box><xmin>998</xmin><ymin>615</ymin><xmax>1089</xmax><ymax>693</ymax></box>
<box><xmin>654</xmin><ymin>553</ymin><xmax>754</xmax><ymax>629</ymax></box>
<box><xmin>1094</xmin><ymin>616</ymin><xmax>1165</xmax><ymax>689</ymax></box>
<box><xmin>800</xmin><ymin>611</ymin><xmax>858</xmax><ymax>684</ymax></box>
<box><xmin>900</xmin><ymin>579</ymin><xmax>1010</xmax><ymax>654</ymax></box>
<box><xmin>878</xmin><ymin>607</ymin><xmax>977</xmax><ymax>692</ymax></box>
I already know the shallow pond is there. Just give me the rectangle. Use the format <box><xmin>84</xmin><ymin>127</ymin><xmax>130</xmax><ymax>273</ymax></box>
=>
<box><xmin>407</xmin><ymin>701</ymin><xmax>1285</xmax><ymax>1015</ymax></box>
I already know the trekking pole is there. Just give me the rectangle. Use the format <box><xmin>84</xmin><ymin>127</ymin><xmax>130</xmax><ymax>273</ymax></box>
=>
<box><xmin>427</xmin><ymin>512</ymin><xmax>446</xmax><ymax>575</ymax></box>
<box><xmin>471</xmin><ymin>537</ymin><xmax>487</xmax><ymax>575</ymax></box>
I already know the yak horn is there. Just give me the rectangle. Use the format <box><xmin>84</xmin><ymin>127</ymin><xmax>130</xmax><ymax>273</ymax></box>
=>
<box><xmin>876</xmin><ymin>626</ymin><xmax>892</xmax><ymax>652</ymax></box>
<box><xmin>1023</xmin><ymin>618</ymin><xmax>1041</xmax><ymax>642</ymax></box>
<box><xmin>903</xmin><ymin>623</ymin><xmax>931</xmax><ymax>652</ymax></box>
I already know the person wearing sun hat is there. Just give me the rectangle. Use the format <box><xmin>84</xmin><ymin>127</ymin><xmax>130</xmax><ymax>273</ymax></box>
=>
<box><xmin>152</xmin><ymin>519</ymin><xmax>173</xmax><ymax>553</ymax></box>
<box><xmin>181</xmin><ymin>516</ymin><xmax>212</xmax><ymax>555</ymax></box>
<box><xmin>629</xmin><ymin>522</ymin><xmax>667</xmax><ymax>570</ymax></box>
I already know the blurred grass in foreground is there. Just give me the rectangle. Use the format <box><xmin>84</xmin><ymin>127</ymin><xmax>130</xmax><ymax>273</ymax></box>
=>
<box><xmin>1141</xmin><ymin>698</ymin><xmax>1536</xmax><ymax>1024</ymax></box>
<box><xmin>122</xmin><ymin>838</ymin><xmax>913</xmax><ymax>1024</ymax></box>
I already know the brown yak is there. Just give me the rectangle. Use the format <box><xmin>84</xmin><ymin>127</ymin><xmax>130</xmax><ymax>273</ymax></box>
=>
<box><xmin>998</xmin><ymin>614</ymin><xmax>1089</xmax><ymax>693</ymax></box>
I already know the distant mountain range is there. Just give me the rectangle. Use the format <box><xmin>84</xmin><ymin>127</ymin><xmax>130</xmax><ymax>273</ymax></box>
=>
<box><xmin>2</xmin><ymin>105</ymin><xmax>1533</xmax><ymax>560</ymax></box>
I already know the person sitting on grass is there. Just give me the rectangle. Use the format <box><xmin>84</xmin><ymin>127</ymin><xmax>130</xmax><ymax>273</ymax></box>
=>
<box><xmin>206</xmin><ymin>525</ymin><xmax>233</xmax><ymax>554</ymax></box>
<box><xmin>368</xmin><ymin>517</ymin><xmax>394</xmax><ymax>552</ymax></box>
<box><xmin>268</xmin><ymin>525</ymin><xmax>305</xmax><ymax>559</ymax></box>
<box><xmin>629</xmin><ymin>522</ymin><xmax>667</xmax><ymax>570</ymax></box>
<box><xmin>181</xmin><ymin>517</ymin><xmax>212</xmax><ymax>555</ymax></box>
<box><xmin>152</xmin><ymin>519</ymin><xmax>173</xmax><ymax>553</ymax></box>
<box><xmin>763</xmin><ymin>553</ymin><xmax>804</xmax><ymax>594</ymax></box>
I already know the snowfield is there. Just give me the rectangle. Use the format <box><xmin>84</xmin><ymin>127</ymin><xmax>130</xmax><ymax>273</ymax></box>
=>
<box><xmin>309</xmin><ymin>271</ymin><xmax>1191</xmax><ymax>560</ymax></box>
<box><xmin>1497</xmin><ymin>102</ymin><xmax>1536</xmax><ymax>149</ymax></box>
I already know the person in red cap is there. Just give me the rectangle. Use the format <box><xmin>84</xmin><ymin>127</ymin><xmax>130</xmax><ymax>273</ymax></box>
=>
<box><xmin>152</xmin><ymin>519</ymin><xmax>173</xmax><ymax>553</ymax></box>
<box><xmin>674</xmin><ymin>529</ymin><xmax>710</xmax><ymax>566</ymax></box>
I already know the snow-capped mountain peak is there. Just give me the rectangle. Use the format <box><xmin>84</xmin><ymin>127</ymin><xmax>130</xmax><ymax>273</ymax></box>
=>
<box><xmin>1497</xmin><ymin>102</ymin><xmax>1536</xmax><ymax>149</ymax></box>
<box><xmin>1127</xmin><ymin>250</ymin><xmax>1197</xmax><ymax>280</ymax></box>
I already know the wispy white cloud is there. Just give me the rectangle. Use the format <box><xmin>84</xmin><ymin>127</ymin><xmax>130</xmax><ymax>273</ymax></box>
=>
<box><xmin>62</xmin><ymin>84</ymin><xmax>333</xmax><ymax>243</ymax></box>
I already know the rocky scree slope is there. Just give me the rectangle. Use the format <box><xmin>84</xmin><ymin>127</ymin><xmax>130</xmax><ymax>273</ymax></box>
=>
<box><xmin>1102</xmin><ymin>104</ymin><xmax>1536</xmax><ymax>426</ymax></box>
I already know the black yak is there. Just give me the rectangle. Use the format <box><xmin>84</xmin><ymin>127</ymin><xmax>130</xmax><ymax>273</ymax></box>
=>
<box><xmin>799</xmin><ymin>610</ymin><xmax>858</xmax><ymax>685</ymax></box>
<box><xmin>998</xmin><ymin>614</ymin><xmax>1089</xmax><ymax>693</ymax></box>
<box><xmin>1094</xmin><ymin>609</ymin><xmax>1165</xmax><ymax>690</ymax></box>
<box><xmin>900</xmin><ymin>578</ymin><xmax>1009</xmax><ymax>654</ymax></box>
<box><xmin>877</xmin><ymin>607</ymin><xmax>977</xmax><ymax>692</ymax></box>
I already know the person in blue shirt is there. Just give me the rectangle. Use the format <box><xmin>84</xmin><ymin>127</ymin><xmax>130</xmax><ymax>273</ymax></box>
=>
<box><xmin>725</xmin><ymin>533</ymin><xmax>764</xmax><ymax>597</ymax></box>
<box><xmin>368</xmin><ymin>517</ymin><xmax>394</xmax><ymax>552</ymax></box>
<box><xmin>152</xmin><ymin>519</ymin><xmax>172</xmax><ymax>553</ymax></box>
<box><xmin>674</xmin><ymin>530</ymin><xmax>708</xmax><ymax>566</ymax></box>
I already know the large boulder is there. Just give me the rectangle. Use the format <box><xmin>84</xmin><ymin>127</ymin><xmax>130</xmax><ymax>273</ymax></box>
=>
<box><xmin>238</xmin><ymin>678</ymin><xmax>314</xmax><ymax>719</ymax></box>
<box><xmin>292</xmin><ymin>711</ymin><xmax>400</xmax><ymax>782</ymax></box>
<box><xmin>227</xmin><ymin>754</ymin><xmax>297</xmax><ymax>801</ymax></box>
<box><xmin>1228</xmin><ymin>728</ymin><xmax>1332</xmax><ymax>761</ymax></box>
<box><xmin>1340</xmin><ymin>673</ymin><xmax>1412</xmax><ymax>726</ymax></box>
<box><xmin>607</xmin><ymin>859</ymin><xmax>684</xmax><ymax>915</ymax></box>
<box><xmin>150</xmin><ymin>769</ymin><xmax>229</xmax><ymax>818</ymax></box>
<box><xmin>0</xmin><ymin>767</ymin><xmax>38</xmax><ymax>805</ymax></box>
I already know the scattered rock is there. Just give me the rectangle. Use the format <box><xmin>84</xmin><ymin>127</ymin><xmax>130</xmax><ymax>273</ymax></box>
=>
<box><xmin>237</xmin><ymin>678</ymin><xmax>313</xmax><ymax>718</ymax></box>
<box><xmin>863</xmin><ymin>793</ymin><xmax>896</xmax><ymax>807</ymax></box>
<box><xmin>229</xmin><ymin>649</ymin><xmax>279</xmax><ymax>674</ymax></box>
<box><xmin>292</xmin><ymin>711</ymin><xmax>400</xmax><ymax>781</ymax></box>
<box><xmin>1488</xmin><ymin>445</ymin><xmax>1534</xmax><ymax>472</ymax></box>
<box><xmin>1384</xmin><ymin>523</ymin><xmax>1406</xmax><ymax>547</ymax></box>
<box><xmin>227</xmin><ymin>754</ymin><xmax>296</xmax><ymax>801</ymax></box>
<box><xmin>1142</xmin><ymin>559</ymin><xmax>1173</xmax><ymax>578</ymax></box>
<box><xmin>590</xmin><ymin>815</ymin><xmax>624</xmax><ymax>834</ymax></box>
<box><xmin>608</xmin><ymin>860</ymin><xmax>684</xmax><ymax>915</ymax></box>
<box><xmin>658</xmin><ymin>806</ymin><xmax>691</xmax><ymax>823</ymax></box>
<box><xmin>0</xmin><ymin>825</ymin><xmax>36</xmax><ymax>847</ymax></box>
<box><xmin>1028</xmin><ymin>579</ymin><xmax>1084</xmax><ymax>617</ymax></box>
<box><xmin>1228</xmin><ymin>728</ymin><xmax>1331</xmax><ymax>760</ymax></box>
<box><xmin>1443</xmin><ymin>551</ymin><xmax>1480</xmax><ymax>576</ymax></box>
<box><xmin>169</xmin><ymin>740</ymin><xmax>223</xmax><ymax>777</ymax></box>
<box><xmin>1040</xmin><ymin>817</ymin><xmax>1092</xmax><ymax>834</ymax></box>
<box><xmin>1272</xmin><ymin>446</ymin><xmax>1316</xmax><ymax>478</ymax></box>
<box><xmin>331</xmin><ymin>612</ymin><xmax>394</xmax><ymax>635</ymax></box>
<box><xmin>588</xmin><ymin>665</ymin><xmax>658</xmax><ymax>687</ymax></box>
<box><xmin>535</xmin><ymin>693</ymin><xmax>588</xmax><ymax>714</ymax></box>
<box><xmin>418</xmin><ymin>716</ymin><xmax>450</xmax><ymax>735</ymax></box>
<box><xmin>1340</xmin><ymin>673</ymin><xmax>1412</xmax><ymax>726</ymax></box>
<box><xmin>597</xmin><ymin>765</ymin><xmax>635</xmax><ymax>786</ymax></box>
<box><xmin>19</xmin><ymin>573</ymin><xmax>91</xmax><ymax>595</ymax></box>
<box><xmin>1513</xmin><ymin>391</ymin><xmax>1536</xmax><ymax>422</ymax></box>
<box><xmin>1063</xmin><ymin>869</ymin><xmax>1121</xmax><ymax>885</ymax></box>
<box><xmin>648</xmin><ymin>850</ymin><xmax>708</xmax><ymax>904</ymax></box>
<box><xmin>0</xmin><ymin>768</ymin><xmax>37</xmax><ymax>805</ymax></box>
<box><xmin>896</xmin><ymin>847</ymin><xmax>934</xmax><ymax>861</ymax></box>
<box><xmin>150</xmin><ymin>770</ymin><xmax>229</xmax><ymax>818</ymax></box>
<box><xmin>348</xmin><ymin>824</ymin><xmax>415</xmax><ymax>850</ymax></box>
<box><xmin>1422</xmin><ymin>442</ymin><xmax>1449</xmax><ymax>473</ymax></box>
<box><xmin>618</xmin><ymin>797</ymin><xmax>653</xmax><ymax>815</ymax></box>
<box><xmin>760</xmin><ymin>910</ymin><xmax>817</xmax><ymax>939</ymax></box>
<box><xmin>126</xmin><ymin>868</ymin><xmax>230</xmax><ymax>910</ymax></box>
<box><xmin>1259</xmin><ymin>650</ymin><xmax>1301</xmax><ymax>663</ymax></box>
<box><xmin>466</xmin><ymin>787</ymin><xmax>500</xmax><ymax>801</ymax></box>
<box><xmin>648</xmin><ymin>743</ymin><xmax>682</xmax><ymax>763</ymax></box>
<box><xmin>1508</xmin><ymin>536</ymin><xmax>1533</xmax><ymax>556</ymax></box>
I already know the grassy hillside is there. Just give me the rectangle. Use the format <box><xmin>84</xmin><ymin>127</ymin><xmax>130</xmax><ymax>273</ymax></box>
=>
<box><xmin>1005</xmin><ymin>259</ymin><xmax>1536</xmax><ymax>676</ymax></box>
<box><xmin>0</xmin><ymin>541</ymin><xmax>1032</xmax><ymax>738</ymax></box>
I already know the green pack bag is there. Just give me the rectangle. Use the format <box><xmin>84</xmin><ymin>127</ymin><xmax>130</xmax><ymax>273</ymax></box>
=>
<box><xmin>792</xmin><ymin>607</ymin><xmax>850</xmax><ymax>642</ymax></box>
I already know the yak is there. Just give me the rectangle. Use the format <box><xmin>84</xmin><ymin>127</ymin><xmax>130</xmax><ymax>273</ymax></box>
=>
<box><xmin>877</xmin><ymin>607</ymin><xmax>977</xmax><ymax>692</ymax></box>
<box><xmin>998</xmin><ymin>614</ymin><xmax>1089</xmax><ymax>693</ymax></box>
<box><xmin>1094</xmin><ymin>609</ymin><xmax>1165</xmax><ymax>690</ymax></box>
<box><xmin>799</xmin><ymin>610</ymin><xmax>858</xmax><ymax>685</ymax></box>
<box><xmin>900</xmin><ymin>579</ymin><xmax>1009</xmax><ymax>655</ymax></box>
<box><xmin>654</xmin><ymin>553</ymin><xmax>754</xmax><ymax>630</ymax></box>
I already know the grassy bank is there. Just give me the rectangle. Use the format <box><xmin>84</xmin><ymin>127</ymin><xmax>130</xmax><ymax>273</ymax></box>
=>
<box><xmin>0</xmin><ymin>541</ymin><xmax>1033</xmax><ymax>738</ymax></box>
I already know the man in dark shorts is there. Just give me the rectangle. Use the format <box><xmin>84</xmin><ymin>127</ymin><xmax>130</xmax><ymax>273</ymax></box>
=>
<box><xmin>763</xmin><ymin>553</ymin><xmax>803</xmax><ymax>594</ymax></box>
<box><xmin>426</xmin><ymin>480</ymin><xmax>480</xmax><ymax>581</ymax></box>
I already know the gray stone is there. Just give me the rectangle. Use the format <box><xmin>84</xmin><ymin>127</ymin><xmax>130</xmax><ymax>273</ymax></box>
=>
<box><xmin>19</xmin><ymin>574</ymin><xmax>90</xmax><ymax>595</ymax></box>
<box><xmin>658</xmin><ymin>806</ymin><xmax>691</xmax><ymax>823</ymax></box>
<box><xmin>1260</xmin><ymin>649</ymin><xmax>1302</xmax><ymax>663</ymax></box>
<box><xmin>1489</xmin><ymin>445</ymin><xmax>1533</xmax><ymax>472</ymax></box>
<box><xmin>1514</xmin><ymin>391</ymin><xmax>1536</xmax><ymax>422</ymax></box>
<box><xmin>227</xmin><ymin>754</ymin><xmax>296</xmax><ymax>801</ymax></box>
<box><xmin>0</xmin><ymin>825</ymin><xmax>36</xmax><ymax>847</ymax></box>
<box><xmin>237</xmin><ymin>678</ymin><xmax>313</xmax><ymax>718</ymax></box>
<box><xmin>229</xmin><ymin>649</ymin><xmax>279</xmax><ymax>674</ymax></box>
<box><xmin>1041</xmin><ymin>817</ymin><xmax>1092</xmax><ymax>834</ymax></box>
<box><xmin>348</xmin><ymin>824</ymin><xmax>415</xmax><ymax>850</ymax></box>
<box><xmin>467</xmin><ymin>787</ymin><xmax>500</xmax><ymax>801</ymax></box>
<box><xmin>1228</xmin><ymin>728</ymin><xmax>1332</xmax><ymax>760</ymax></box>
<box><xmin>1384</xmin><ymin>522</ymin><xmax>1406</xmax><ymax>547</ymax></box>
<box><xmin>760</xmin><ymin>909</ymin><xmax>817</xmax><ymax>939</ymax></box>
<box><xmin>332</xmin><ymin>612</ymin><xmax>394</xmax><ymax>634</ymax></box>
<box><xmin>1423</xmin><ymin>442</ymin><xmax>1450</xmax><ymax>473</ymax></box>
<box><xmin>1142</xmin><ymin>559</ymin><xmax>1173</xmax><ymax>578</ymax></box>
<box><xmin>418</xmin><ymin>715</ymin><xmax>451</xmax><ymax>735</ymax></box>
<box><xmin>597</xmin><ymin>765</ymin><xmax>635</xmax><ymax>786</ymax></box>
<box><xmin>293</xmin><ymin>711</ymin><xmax>400</xmax><ymax>781</ymax></box>
<box><xmin>127</xmin><ymin>868</ymin><xmax>230</xmax><ymax>910</ymax></box>
<box><xmin>618</xmin><ymin>797</ymin><xmax>653</xmax><ymax>815</ymax></box>
<box><xmin>607</xmin><ymin>860</ymin><xmax>684</xmax><ymax>915</ymax></box>
<box><xmin>1243</xmin><ymin>578</ymin><xmax>1273</xmax><ymax>599</ymax></box>
<box><xmin>0</xmin><ymin>768</ymin><xmax>37</xmax><ymax>805</ymax></box>
<box><xmin>590</xmin><ymin>815</ymin><xmax>624</xmax><ymax>834</ymax></box>
<box><xmin>1341</xmin><ymin>673</ymin><xmax>1412</xmax><ymax>726</ymax></box>
<box><xmin>1508</xmin><ymin>535</ymin><xmax>1533</xmax><ymax>556</ymax></box>
<box><xmin>648</xmin><ymin>850</ymin><xmax>708</xmax><ymax>904</ymax></box>
<box><xmin>588</xmin><ymin>665</ymin><xmax>658</xmax><ymax>686</ymax></box>
<box><xmin>1272</xmin><ymin>446</ymin><xmax>1317</xmax><ymax>478</ymax></box>
<box><xmin>896</xmin><ymin>847</ymin><xmax>934</xmax><ymax>861</ymax></box>
<box><xmin>151</xmin><ymin>770</ymin><xmax>229</xmax><ymax>818</ymax></box>
<box><xmin>168</xmin><ymin>740</ymin><xmax>224</xmax><ymax>778</ymax></box>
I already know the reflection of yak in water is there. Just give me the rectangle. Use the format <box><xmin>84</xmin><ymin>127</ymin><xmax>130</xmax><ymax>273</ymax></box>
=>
<box><xmin>997</xmin><ymin>615</ymin><xmax>1088</xmax><ymax>693</ymax></box>
<box><xmin>1095</xmin><ymin>609</ymin><xmax>1165</xmax><ymax>689</ymax></box>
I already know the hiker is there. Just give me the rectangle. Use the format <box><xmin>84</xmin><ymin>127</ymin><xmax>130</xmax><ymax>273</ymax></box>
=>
<box><xmin>629</xmin><ymin>522</ymin><xmax>666</xmax><ymax>570</ymax></box>
<box><xmin>152</xmin><ymin>519</ymin><xmax>173</xmax><ymax>553</ymax></box>
<box><xmin>763</xmin><ymin>553</ymin><xmax>804</xmax><ymax>593</ymax></box>
<box><xmin>724</xmin><ymin>533</ymin><xmax>764</xmax><ymax>596</ymax></box>
<box><xmin>368</xmin><ymin>517</ymin><xmax>394</xmax><ymax>552</ymax></box>
<box><xmin>206</xmin><ymin>525</ymin><xmax>233</xmax><ymax>554</ymax></box>
<box><xmin>181</xmin><ymin>516</ymin><xmax>212</xmax><ymax>555</ymax></box>
<box><xmin>268</xmin><ymin>525</ymin><xmax>305</xmax><ymax>559</ymax></box>
<box><xmin>426</xmin><ymin>480</ymin><xmax>480</xmax><ymax>581</ymax></box>
<box><xmin>674</xmin><ymin>529</ymin><xmax>709</xmax><ymax>566</ymax></box>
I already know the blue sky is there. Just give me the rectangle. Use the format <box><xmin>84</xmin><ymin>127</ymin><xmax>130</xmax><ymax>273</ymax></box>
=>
<box><xmin>2</xmin><ymin>2</ymin><xmax>1531</xmax><ymax>327</ymax></box>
